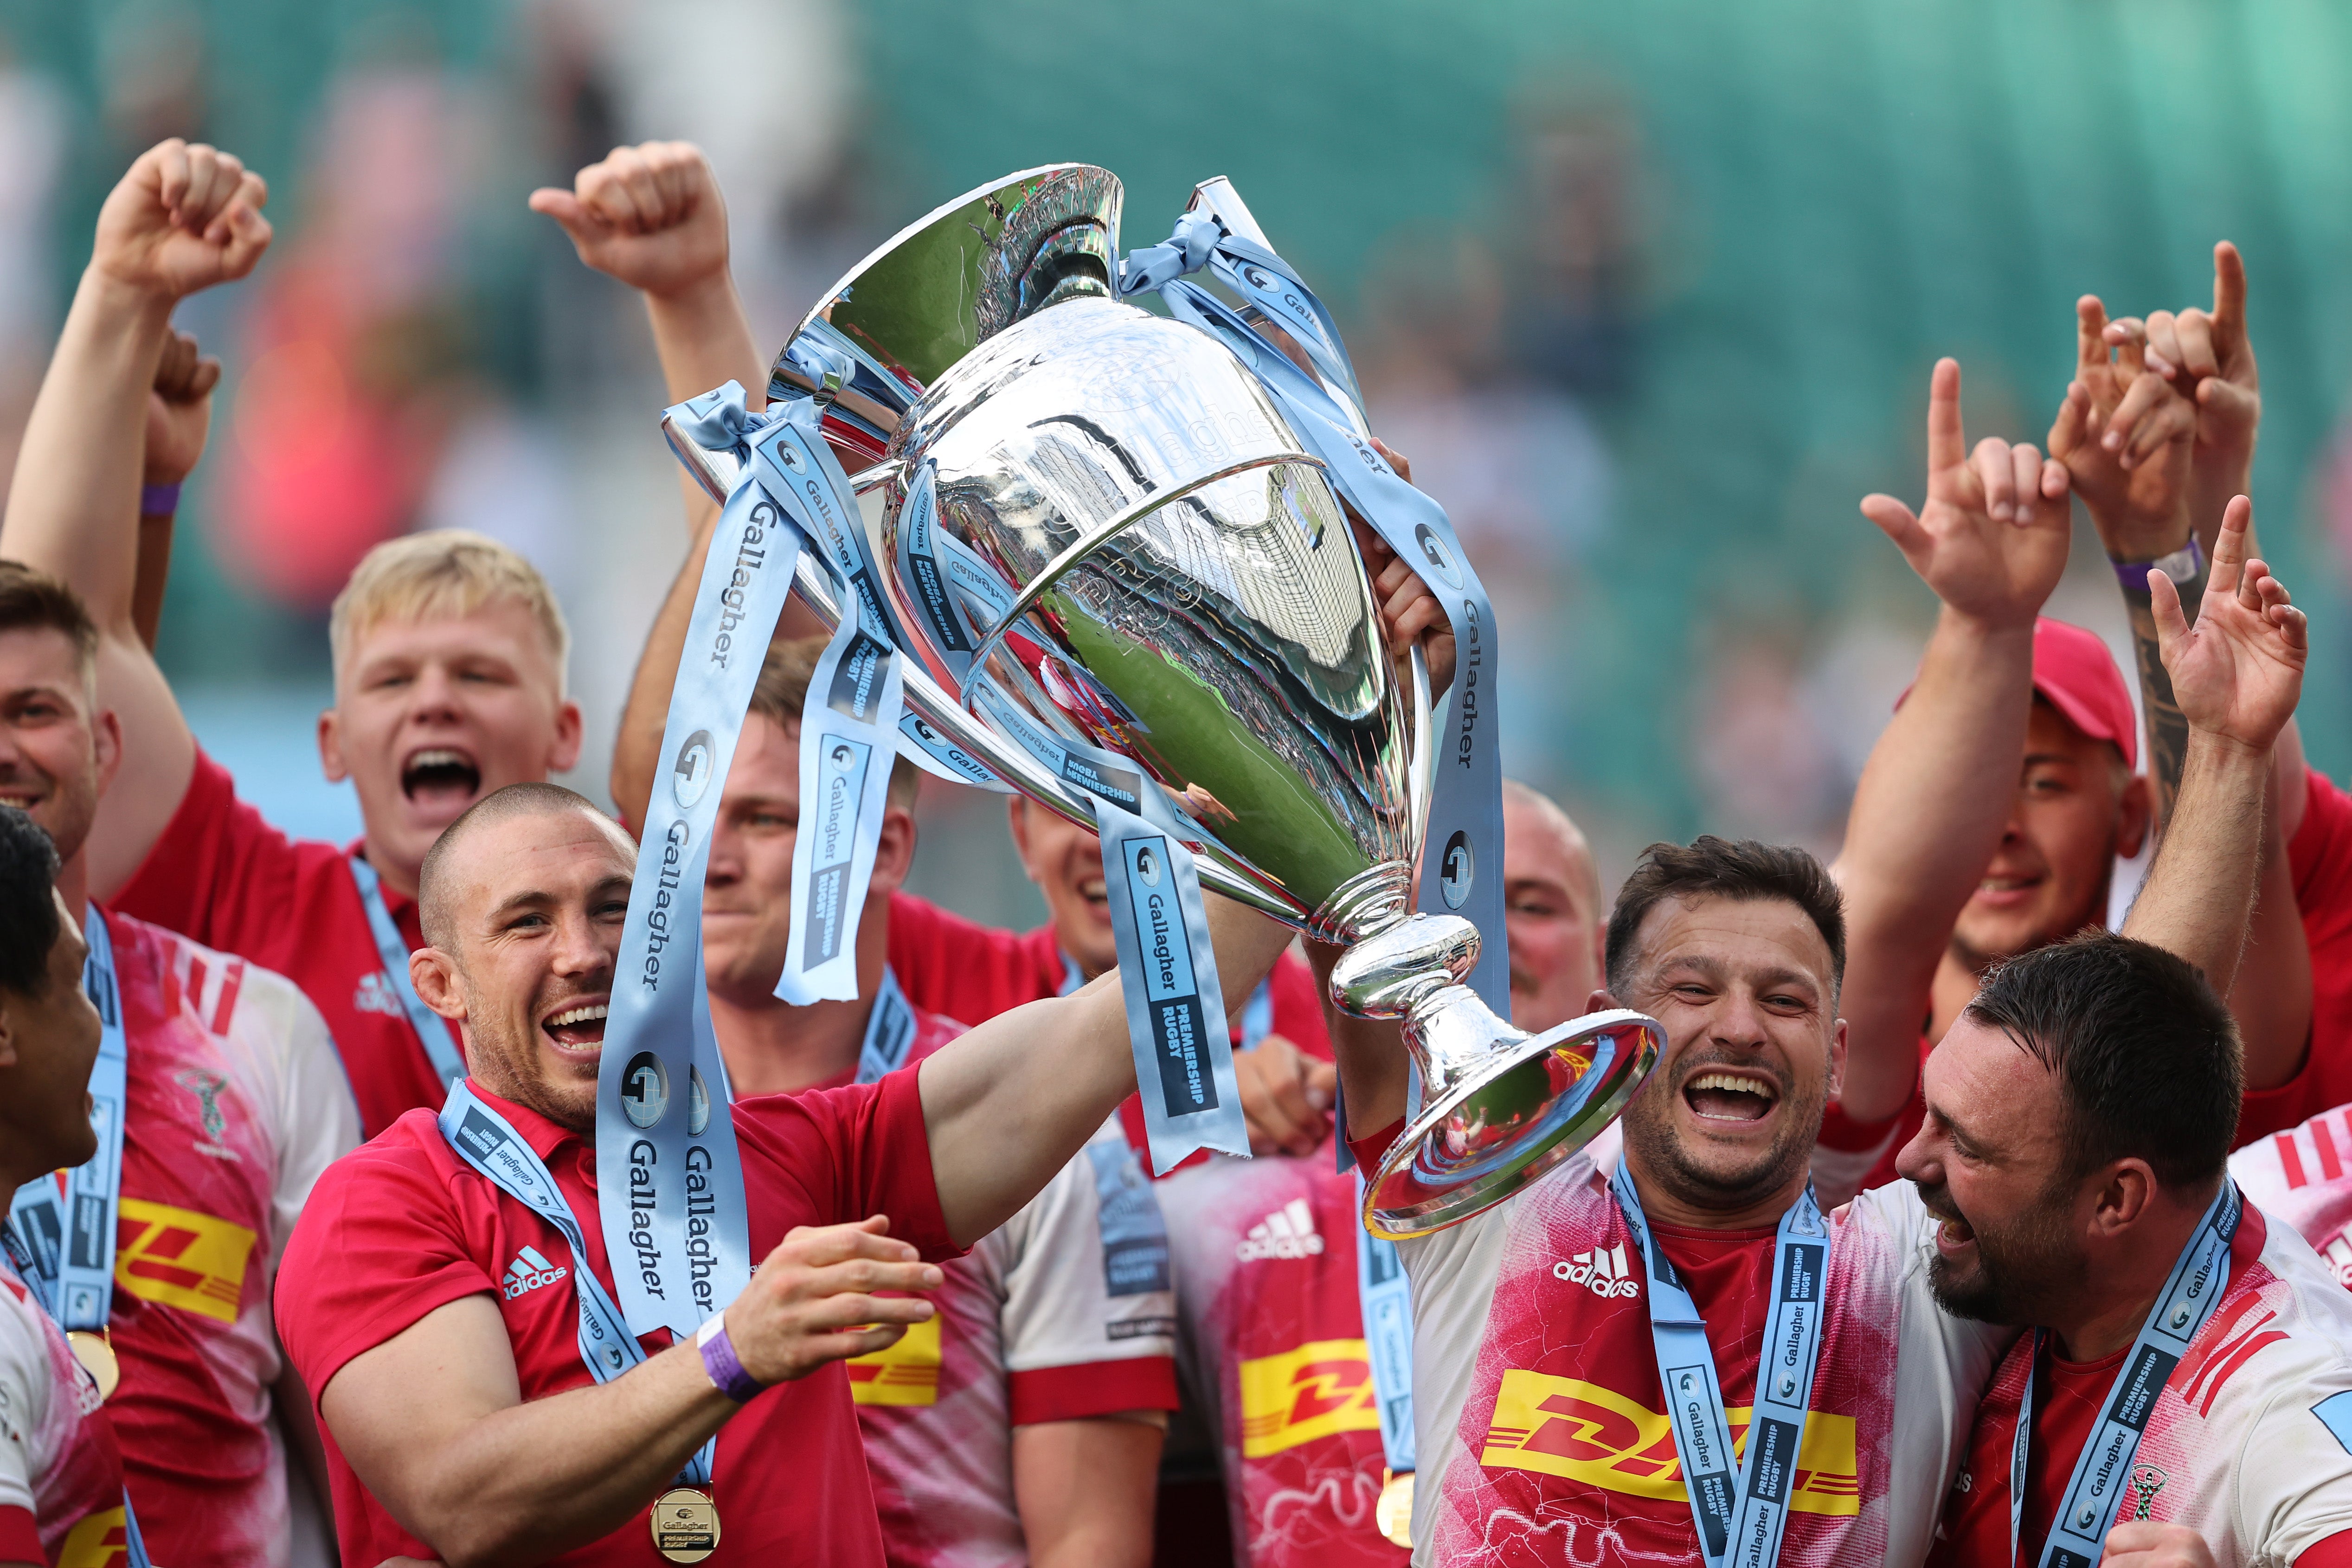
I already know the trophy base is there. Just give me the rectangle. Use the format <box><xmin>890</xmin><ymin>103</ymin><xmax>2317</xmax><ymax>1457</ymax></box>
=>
<box><xmin>1360</xmin><ymin>997</ymin><xmax>1659</xmax><ymax>1240</ymax></box>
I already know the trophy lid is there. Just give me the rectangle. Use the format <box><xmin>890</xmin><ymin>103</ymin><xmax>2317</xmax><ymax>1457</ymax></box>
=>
<box><xmin>771</xmin><ymin>164</ymin><xmax>1124</xmax><ymax>468</ymax></box>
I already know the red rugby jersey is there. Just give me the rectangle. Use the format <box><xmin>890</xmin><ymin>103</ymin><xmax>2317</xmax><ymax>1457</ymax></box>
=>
<box><xmin>111</xmin><ymin>748</ymin><xmax>463</xmax><ymax>1138</ymax></box>
<box><xmin>276</xmin><ymin>1073</ymin><xmax>956</xmax><ymax>1568</ymax></box>
<box><xmin>105</xmin><ymin>908</ymin><xmax>358</xmax><ymax>1568</ymax></box>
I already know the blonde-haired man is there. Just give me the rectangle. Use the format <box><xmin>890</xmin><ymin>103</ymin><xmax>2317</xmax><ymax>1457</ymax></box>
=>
<box><xmin>0</xmin><ymin>139</ymin><xmax>582</xmax><ymax>1136</ymax></box>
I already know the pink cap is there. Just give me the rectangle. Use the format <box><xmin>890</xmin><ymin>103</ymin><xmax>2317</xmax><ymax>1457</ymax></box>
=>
<box><xmin>1894</xmin><ymin>617</ymin><xmax>2138</xmax><ymax>771</ymax></box>
<box><xmin>2029</xmin><ymin>617</ymin><xmax>2137</xmax><ymax>772</ymax></box>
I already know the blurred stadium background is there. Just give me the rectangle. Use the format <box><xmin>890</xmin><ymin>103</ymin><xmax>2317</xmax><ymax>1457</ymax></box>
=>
<box><xmin>0</xmin><ymin>0</ymin><xmax>2345</xmax><ymax>925</ymax></box>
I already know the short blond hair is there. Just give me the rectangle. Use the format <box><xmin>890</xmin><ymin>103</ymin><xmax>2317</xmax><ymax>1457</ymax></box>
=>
<box><xmin>752</xmin><ymin>635</ymin><xmax>919</xmax><ymax>810</ymax></box>
<box><xmin>329</xmin><ymin>531</ymin><xmax>570</xmax><ymax>688</ymax></box>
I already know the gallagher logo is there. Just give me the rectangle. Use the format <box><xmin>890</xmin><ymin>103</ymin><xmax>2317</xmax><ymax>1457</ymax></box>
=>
<box><xmin>1476</xmin><ymin>1370</ymin><xmax>1859</xmax><ymax>1516</ymax></box>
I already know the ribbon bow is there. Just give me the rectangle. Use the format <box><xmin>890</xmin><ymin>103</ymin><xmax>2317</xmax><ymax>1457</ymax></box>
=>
<box><xmin>1117</xmin><ymin>210</ymin><xmax>1227</xmax><ymax>297</ymax></box>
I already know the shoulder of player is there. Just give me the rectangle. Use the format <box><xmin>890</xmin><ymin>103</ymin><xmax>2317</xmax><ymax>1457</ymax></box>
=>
<box><xmin>116</xmin><ymin>911</ymin><xmax>326</xmax><ymax>1054</ymax></box>
<box><xmin>2174</xmin><ymin>1240</ymin><xmax>2352</xmax><ymax>1437</ymax></box>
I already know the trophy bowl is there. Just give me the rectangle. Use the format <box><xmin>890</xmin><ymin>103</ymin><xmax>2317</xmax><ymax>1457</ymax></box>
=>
<box><xmin>665</xmin><ymin>165</ymin><xmax>1659</xmax><ymax>1236</ymax></box>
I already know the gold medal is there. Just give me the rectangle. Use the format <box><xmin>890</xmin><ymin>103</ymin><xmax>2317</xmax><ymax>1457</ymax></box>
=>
<box><xmin>1375</xmin><ymin>1468</ymin><xmax>1414</xmax><ymax>1549</ymax></box>
<box><xmin>67</xmin><ymin>1331</ymin><xmax>118</xmax><ymax>1402</ymax></box>
<box><xmin>651</xmin><ymin>1487</ymin><xmax>720</xmax><ymax>1563</ymax></box>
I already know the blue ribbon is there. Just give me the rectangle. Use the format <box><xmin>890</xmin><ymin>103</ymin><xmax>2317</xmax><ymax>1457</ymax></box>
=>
<box><xmin>348</xmin><ymin>857</ymin><xmax>467</xmax><ymax>1089</ymax></box>
<box><xmin>1611</xmin><ymin>1159</ymin><xmax>1832</xmax><ymax>1568</ymax></box>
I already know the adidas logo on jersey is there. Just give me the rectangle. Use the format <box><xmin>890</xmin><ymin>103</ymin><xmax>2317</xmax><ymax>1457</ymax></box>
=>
<box><xmin>353</xmin><ymin>972</ymin><xmax>405</xmax><ymax>1019</ymax></box>
<box><xmin>1238</xmin><ymin>1199</ymin><xmax>1325</xmax><ymax>1261</ymax></box>
<box><xmin>503</xmin><ymin>1246</ymin><xmax>568</xmax><ymax>1300</ymax></box>
<box><xmin>1553</xmin><ymin>1243</ymin><xmax>1641</xmax><ymax>1299</ymax></box>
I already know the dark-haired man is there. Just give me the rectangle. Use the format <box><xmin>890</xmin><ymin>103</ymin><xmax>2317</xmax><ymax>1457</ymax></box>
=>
<box><xmin>0</xmin><ymin>804</ymin><xmax>133</xmax><ymax>1565</ymax></box>
<box><xmin>1912</xmin><ymin>935</ymin><xmax>2352</xmax><ymax>1568</ymax></box>
<box><xmin>0</xmin><ymin>561</ymin><xmax>357</xmax><ymax>1568</ymax></box>
<box><xmin>275</xmin><ymin>782</ymin><xmax>1291</xmax><ymax>1566</ymax></box>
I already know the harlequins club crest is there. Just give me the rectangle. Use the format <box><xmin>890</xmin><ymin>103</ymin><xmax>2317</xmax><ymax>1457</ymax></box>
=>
<box><xmin>2128</xmin><ymin>1463</ymin><xmax>2168</xmax><ymax>1520</ymax></box>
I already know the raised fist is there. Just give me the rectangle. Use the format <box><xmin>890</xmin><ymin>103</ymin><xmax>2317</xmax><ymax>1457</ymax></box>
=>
<box><xmin>1862</xmin><ymin>359</ymin><xmax>2071</xmax><ymax>629</ymax></box>
<box><xmin>530</xmin><ymin>141</ymin><xmax>730</xmax><ymax>299</ymax></box>
<box><xmin>91</xmin><ymin>140</ymin><xmax>272</xmax><ymax>302</ymax></box>
<box><xmin>144</xmin><ymin>329</ymin><xmax>221</xmax><ymax>488</ymax></box>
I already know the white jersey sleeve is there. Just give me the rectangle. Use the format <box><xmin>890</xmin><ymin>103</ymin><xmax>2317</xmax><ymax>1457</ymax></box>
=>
<box><xmin>253</xmin><ymin>973</ymin><xmax>361</xmax><ymax>1265</ymax></box>
<box><xmin>989</xmin><ymin>1116</ymin><xmax>1177</xmax><ymax>1414</ymax></box>
<box><xmin>0</xmin><ymin>1286</ymin><xmax>48</xmax><ymax>1521</ymax></box>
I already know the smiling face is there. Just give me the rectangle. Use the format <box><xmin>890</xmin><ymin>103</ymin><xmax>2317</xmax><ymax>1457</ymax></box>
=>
<box><xmin>320</xmin><ymin>600</ymin><xmax>584</xmax><ymax>893</ymax></box>
<box><xmin>1502</xmin><ymin>787</ymin><xmax>1604</xmax><ymax>1035</ymax></box>
<box><xmin>1897</xmin><ymin>1012</ymin><xmax>2083</xmax><ymax>1326</ymax></box>
<box><xmin>411</xmin><ymin>805</ymin><xmax>631</xmax><ymax>1133</ymax></box>
<box><xmin>1950</xmin><ymin>701</ymin><xmax>2147</xmax><ymax>973</ymax></box>
<box><xmin>0</xmin><ymin>628</ymin><xmax>117</xmax><ymax>867</ymax></box>
<box><xmin>1010</xmin><ymin>797</ymin><xmax>1114</xmax><ymax>979</ymax></box>
<box><xmin>1613</xmin><ymin>893</ymin><xmax>1844</xmax><ymax>1217</ymax></box>
<box><xmin>0</xmin><ymin>892</ymin><xmax>101</xmax><ymax>1183</ymax></box>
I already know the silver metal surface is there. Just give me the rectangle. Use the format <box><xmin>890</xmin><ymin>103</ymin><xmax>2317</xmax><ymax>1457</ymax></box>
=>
<box><xmin>721</xmin><ymin>166</ymin><xmax>1657</xmax><ymax>1229</ymax></box>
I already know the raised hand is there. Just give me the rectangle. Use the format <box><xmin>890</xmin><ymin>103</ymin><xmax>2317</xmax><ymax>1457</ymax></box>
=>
<box><xmin>2151</xmin><ymin>493</ymin><xmax>2305</xmax><ymax>754</ymax></box>
<box><xmin>724</xmin><ymin>1216</ymin><xmax>940</xmax><ymax>1385</ymax></box>
<box><xmin>1861</xmin><ymin>358</ymin><xmax>2071</xmax><ymax>628</ymax></box>
<box><xmin>2048</xmin><ymin>296</ymin><xmax>2196</xmax><ymax>559</ymax></box>
<box><xmin>144</xmin><ymin>329</ymin><xmax>220</xmax><ymax>488</ymax></box>
<box><xmin>90</xmin><ymin>139</ymin><xmax>272</xmax><ymax>302</ymax></box>
<box><xmin>1354</xmin><ymin>436</ymin><xmax>1459</xmax><ymax>695</ymax></box>
<box><xmin>530</xmin><ymin>141</ymin><xmax>730</xmax><ymax>300</ymax></box>
<box><xmin>2142</xmin><ymin>241</ymin><xmax>2261</xmax><ymax>540</ymax></box>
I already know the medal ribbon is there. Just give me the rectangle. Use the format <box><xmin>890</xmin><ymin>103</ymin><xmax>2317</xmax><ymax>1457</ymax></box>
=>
<box><xmin>8</xmin><ymin>907</ymin><xmax>129</xmax><ymax>1330</ymax></box>
<box><xmin>2009</xmin><ymin>1182</ymin><xmax>2239</xmax><ymax>1568</ymax></box>
<box><xmin>1356</xmin><ymin>1182</ymin><xmax>1417</xmax><ymax>1478</ymax></box>
<box><xmin>439</xmin><ymin>1082</ymin><xmax>712</xmax><ymax>1487</ymax></box>
<box><xmin>1609</xmin><ymin>1159</ymin><xmax>1833</xmax><ymax>1568</ymax></box>
<box><xmin>1119</xmin><ymin>212</ymin><xmax>1512</xmax><ymax>1017</ymax></box>
<box><xmin>607</xmin><ymin>380</ymin><xmax>813</xmax><ymax>1343</ymax></box>
<box><xmin>349</xmin><ymin>856</ymin><xmax>466</xmax><ymax>1088</ymax></box>
<box><xmin>773</xmin><ymin>591</ymin><xmax>906</xmax><ymax>1005</ymax></box>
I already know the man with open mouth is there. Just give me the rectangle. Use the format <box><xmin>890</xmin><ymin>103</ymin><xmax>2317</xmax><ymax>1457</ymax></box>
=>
<box><xmin>271</xmin><ymin>780</ymin><xmax>1294</xmax><ymax>1567</ymax></box>
<box><xmin>0</xmin><ymin>139</ymin><xmax>584</xmax><ymax>1139</ymax></box>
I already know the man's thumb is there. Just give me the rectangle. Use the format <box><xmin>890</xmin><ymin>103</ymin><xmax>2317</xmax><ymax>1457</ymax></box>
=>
<box><xmin>528</xmin><ymin>188</ymin><xmax>595</xmax><ymax>242</ymax></box>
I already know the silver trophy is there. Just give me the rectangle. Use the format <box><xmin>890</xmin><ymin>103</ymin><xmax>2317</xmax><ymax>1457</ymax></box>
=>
<box><xmin>667</xmin><ymin>165</ymin><xmax>1659</xmax><ymax>1237</ymax></box>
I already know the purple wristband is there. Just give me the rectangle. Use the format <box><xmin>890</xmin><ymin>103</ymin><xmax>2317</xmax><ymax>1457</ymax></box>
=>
<box><xmin>2112</xmin><ymin>537</ymin><xmax>2202</xmax><ymax>593</ymax></box>
<box><xmin>139</xmin><ymin>483</ymin><xmax>181</xmax><ymax>517</ymax></box>
<box><xmin>696</xmin><ymin>1312</ymin><xmax>764</xmax><ymax>1403</ymax></box>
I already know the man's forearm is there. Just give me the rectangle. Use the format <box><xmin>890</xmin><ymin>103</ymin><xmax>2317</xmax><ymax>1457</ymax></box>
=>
<box><xmin>348</xmin><ymin>1336</ymin><xmax>732</xmax><ymax>1568</ymax></box>
<box><xmin>1013</xmin><ymin>1415</ymin><xmax>1163</xmax><ymax>1568</ymax></box>
<box><xmin>611</xmin><ymin>507</ymin><xmax>720</xmax><ymax>829</ymax></box>
<box><xmin>2118</xmin><ymin>562</ymin><xmax>2208</xmax><ymax>827</ymax></box>
<box><xmin>1304</xmin><ymin>938</ymin><xmax>1409</xmax><ymax>1139</ymax></box>
<box><xmin>0</xmin><ymin>269</ymin><xmax>174</xmax><ymax>633</ymax></box>
<box><xmin>1833</xmin><ymin>609</ymin><xmax>2036</xmax><ymax>1119</ymax></box>
<box><xmin>2121</xmin><ymin>727</ymin><xmax>2268</xmax><ymax>1000</ymax></box>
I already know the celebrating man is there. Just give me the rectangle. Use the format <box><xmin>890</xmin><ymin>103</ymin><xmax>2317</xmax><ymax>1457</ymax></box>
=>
<box><xmin>695</xmin><ymin>635</ymin><xmax>1181</xmax><ymax>1568</ymax></box>
<box><xmin>0</xmin><ymin>805</ymin><xmax>136</xmax><ymax>1566</ymax></box>
<box><xmin>275</xmin><ymin>781</ymin><xmax>1292</xmax><ymax>1566</ymax></box>
<box><xmin>0</xmin><ymin>563</ymin><xmax>357</xmax><ymax>1567</ymax></box>
<box><xmin>1</xmin><ymin>138</ymin><xmax>585</xmax><ymax>1137</ymax></box>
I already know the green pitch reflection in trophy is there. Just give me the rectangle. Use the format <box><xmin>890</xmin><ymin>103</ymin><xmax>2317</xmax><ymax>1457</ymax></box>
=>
<box><xmin>662</xmin><ymin>165</ymin><xmax>1659</xmax><ymax>1236</ymax></box>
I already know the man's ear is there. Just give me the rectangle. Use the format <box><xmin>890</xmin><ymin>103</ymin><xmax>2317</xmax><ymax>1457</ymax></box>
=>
<box><xmin>319</xmin><ymin>707</ymin><xmax>349</xmax><ymax>785</ymax></box>
<box><xmin>1827</xmin><ymin>1015</ymin><xmax>1849</xmax><ymax>1103</ymax></box>
<box><xmin>410</xmin><ymin>948</ymin><xmax>469</xmax><ymax>1023</ymax></box>
<box><xmin>1585</xmin><ymin>988</ymin><xmax>1616</xmax><ymax>1015</ymax></box>
<box><xmin>548</xmin><ymin>699</ymin><xmax>585</xmax><ymax>776</ymax></box>
<box><xmin>2092</xmin><ymin>1158</ymin><xmax>2159</xmax><ymax>1237</ymax></box>
<box><xmin>92</xmin><ymin>708</ymin><xmax>123</xmax><ymax>799</ymax></box>
<box><xmin>2116</xmin><ymin>772</ymin><xmax>2153</xmax><ymax>862</ymax></box>
<box><xmin>867</xmin><ymin>805</ymin><xmax>918</xmax><ymax>899</ymax></box>
<box><xmin>0</xmin><ymin>999</ymin><xmax>18</xmax><ymax>1070</ymax></box>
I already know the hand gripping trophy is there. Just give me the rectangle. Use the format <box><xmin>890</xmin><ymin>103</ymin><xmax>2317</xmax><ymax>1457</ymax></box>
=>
<box><xmin>662</xmin><ymin>164</ymin><xmax>1660</xmax><ymax>1237</ymax></box>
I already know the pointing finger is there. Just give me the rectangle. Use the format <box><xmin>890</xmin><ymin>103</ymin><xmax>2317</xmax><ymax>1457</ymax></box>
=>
<box><xmin>2212</xmin><ymin>241</ymin><xmax>2247</xmax><ymax>342</ymax></box>
<box><xmin>2208</xmin><ymin>494</ymin><xmax>2252</xmax><ymax>596</ymax></box>
<box><xmin>1926</xmin><ymin>359</ymin><xmax>1965</xmax><ymax>478</ymax></box>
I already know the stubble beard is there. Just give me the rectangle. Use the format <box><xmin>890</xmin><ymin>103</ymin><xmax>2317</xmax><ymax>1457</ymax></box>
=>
<box><xmin>1618</xmin><ymin>1064</ymin><xmax>1829</xmax><ymax>1219</ymax></box>
<box><xmin>1923</xmin><ymin>1183</ymin><xmax>2082</xmax><ymax>1327</ymax></box>
<box><xmin>457</xmin><ymin>970</ymin><xmax>599</xmax><ymax>1135</ymax></box>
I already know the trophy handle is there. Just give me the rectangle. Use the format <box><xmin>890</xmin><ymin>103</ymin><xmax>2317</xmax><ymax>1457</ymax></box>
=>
<box><xmin>779</xmin><ymin>547</ymin><xmax>1302</xmax><ymax>923</ymax></box>
<box><xmin>958</xmin><ymin>449</ymin><xmax>1327</xmax><ymax>689</ymax></box>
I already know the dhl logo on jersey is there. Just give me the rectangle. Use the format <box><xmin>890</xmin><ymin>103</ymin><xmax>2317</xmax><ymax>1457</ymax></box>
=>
<box><xmin>1238</xmin><ymin>1338</ymin><xmax>1381</xmax><ymax>1457</ymax></box>
<box><xmin>115</xmin><ymin>1198</ymin><xmax>257</xmax><ymax>1324</ymax></box>
<box><xmin>57</xmin><ymin>1505</ymin><xmax>129</xmax><ymax>1567</ymax></box>
<box><xmin>847</xmin><ymin>1313</ymin><xmax>941</xmax><ymax>1407</ymax></box>
<box><xmin>1478</xmin><ymin>1370</ymin><xmax>1860</xmax><ymax>1516</ymax></box>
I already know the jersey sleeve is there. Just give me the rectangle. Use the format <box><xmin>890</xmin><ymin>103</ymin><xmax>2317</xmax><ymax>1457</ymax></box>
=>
<box><xmin>0</xmin><ymin>1291</ymin><xmax>47</xmax><ymax>1533</ymax></box>
<box><xmin>109</xmin><ymin>749</ymin><xmax>301</xmax><ymax>956</ymax></box>
<box><xmin>740</xmin><ymin>1069</ymin><xmax>959</xmax><ymax>1262</ymax></box>
<box><xmin>274</xmin><ymin>1138</ymin><xmax>497</xmax><ymax>1411</ymax></box>
<box><xmin>246</xmin><ymin>969</ymin><xmax>363</xmax><ymax>1266</ymax></box>
<box><xmin>2247</xmin><ymin>1382</ymin><xmax>2352</xmax><ymax>1562</ymax></box>
<box><xmin>994</xmin><ymin>1120</ymin><xmax>1179</xmax><ymax>1425</ymax></box>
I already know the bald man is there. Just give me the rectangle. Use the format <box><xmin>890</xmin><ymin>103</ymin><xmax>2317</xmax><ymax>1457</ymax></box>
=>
<box><xmin>274</xmin><ymin>784</ymin><xmax>1291</xmax><ymax>1568</ymax></box>
<box><xmin>1500</xmin><ymin>779</ymin><xmax>1607</xmax><ymax>1034</ymax></box>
